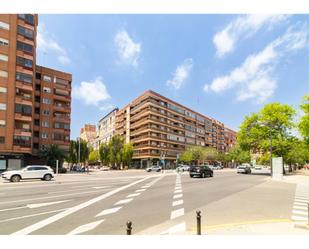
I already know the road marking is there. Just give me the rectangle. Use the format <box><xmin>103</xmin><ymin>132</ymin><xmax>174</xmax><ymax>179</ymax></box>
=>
<box><xmin>293</xmin><ymin>202</ymin><xmax>308</xmax><ymax>206</ymax></box>
<box><xmin>161</xmin><ymin>222</ymin><xmax>186</xmax><ymax>234</ymax></box>
<box><xmin>0</xmin><ymin>208</ymin><xmax>67</xmax><ymax>224</ymax></box>
<box><xmin>174</xmin><ymin>186</ymin><xmax>182</xmax><ymax>190</ymax></box>
<box><xmin>12</xmin><ymin>176</ymin><xmax>152</xmax><ymax>235</ymax></box>
<box><xmin>292</xmin><ymin>215</ymin><xmax>307</xmax><ymax>221</ymax></box>
<box><xmin>67</xmin><ymin>219</ymin><xmax>105</xmax><ymax>235</ymax></box>
<box><xmin>135</xmin><ymin>189</ymin><xmax>146</xmax><ymax>192</ymax></box>
<box><xmin>114</xmin><ymin>198</ymin><xmax>133</xmax><ymax>205</ymax></box>
<box><xmin>172</xmin><ymin>200</ymin><xmax>183</xmax><ymax>207</ymax></box>
<box><xmin>0</xmin><ymin>200</ymin><xmax>71</xmax><ymax>212</ymax></box>
<box><xmin>295</xmin><ymin>197</ymin><xmax>309</xmax><ymax>201</ymax></box>
<box><xmin>0</xmin><ymin>189</ymin><xmax>115</xmax><ymax>206</ymax></box>
<box><xmin>27</xmin><ymin>200</ymin><xmax>71</xmax><ymax>209</ymax></box>
<box><xmin>173</xmin><ymin>194</ymin><xmax>183</xmax><ymax>199</ymax></box>
<box><xmin>174</xmin><ymin>189</ymin><xmax>182</xmax><ymax>194</ymax></box>
<box><xmin>293</xmin><ymin>206</ymin><xmax>308</xmax><ymax>211</ymax></box>
<box><xmin>292</xmin><ymin>210</ymin><xmax>308</xmax><ymax>216</ymax></box>
<box><xmin>170</xmin><ymin>208</ymin><xmax>184</xmax><ymax>219</ymax></box>
<box><xmin>126</xmin><ymin>193</ymin><xmax>141</xmax><ymax>198</ymax></box>
<box><xmin>96</xmin><ymin>206</ymin><xmax>123</xmax><ymax>217</ymax></box>
<box><xmin>92</xmin><ymin>186</ymin><xmax>111</xmax><ymax>189</ymax></box>
<box><xmin>293</xmin><ymin>199</ymin><xmax>309</xmax><ymax>204</ymax></box>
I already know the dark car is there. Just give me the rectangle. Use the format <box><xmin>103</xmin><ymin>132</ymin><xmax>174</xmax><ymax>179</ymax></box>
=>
<box><xmin>189</xmin><ymin>165</ymin><xmax>213</xmax><ymax>178</ymax></box>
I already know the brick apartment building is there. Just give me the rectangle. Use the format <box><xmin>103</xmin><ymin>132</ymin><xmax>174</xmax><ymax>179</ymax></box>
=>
<box><xmin>80</xmin><ymin>124</ymin><xmax>96</xmax><ymax>144</ymax></box>
<box><xmin>0</xmin><ymin>14</ymin><xmax>72</xmax><ymax>171</ymax></box>
<box><xmin>115</xmin><ymin>90</ymin><xmax>236</xmax><ymax>168</ymax></box>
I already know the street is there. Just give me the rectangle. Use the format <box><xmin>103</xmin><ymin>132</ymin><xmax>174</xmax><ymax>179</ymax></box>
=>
<box><xmin>0</xmin><ymin>169</ymin><xmax>306</xmax><ymax>235</ymax></box>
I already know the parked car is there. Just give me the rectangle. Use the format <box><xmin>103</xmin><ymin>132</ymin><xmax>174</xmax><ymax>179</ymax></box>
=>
<box><xmin>101</xmin><ymin>166</ymin><xmax>110</xmax><ymax>171</ymax></box>
<box><xmin>189</xmin><ymin>165</ymin><xmax>213</xmax><ymax>178</ymax></box>
<box><xmin>1</xmin><ymin>165</ymin><xmax>54</xmax><ymax>182</ymax></box>
<box><xmin>237</xmin><ymin>165</ymin><xmax>252</xmax><ymax>174</ymax></box>
<box><xmin>212</xmin><ymin>165</ymin><xmax>223</xmax><ymax>170</ymax></box>
<box><xmin>176</xmin><ymin>164</ymin><xmax>190</xmax><ymax>172</ymax></box>
<box><xmin>146</xmin><ymin>166</ymin><xmax>162</xmax><ymax>172</ymax></box>
<box><xmin>304</xmin><ymin>165</ymin><xmax>309</xmax><ymax>170</ymax></box>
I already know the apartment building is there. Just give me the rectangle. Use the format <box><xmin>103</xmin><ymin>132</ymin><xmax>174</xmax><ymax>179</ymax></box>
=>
<box><xmin>80</xmin><ymin>124</ymin><xmax>96</xmax><ymax>144</ymax></box>
<box><xmin>92</xmin><ymin>108</ymin><xmax>118</xmax><ymax>150</ymax></box>
<box><xmin>0</xmin><ymin>14</ymin><xmax>72</xmax><ymax>171</ymax></box>
<box><xmin>115</xmin><ymin>90</ymin><xmax>236</xmax><ymax>168</ymax></box>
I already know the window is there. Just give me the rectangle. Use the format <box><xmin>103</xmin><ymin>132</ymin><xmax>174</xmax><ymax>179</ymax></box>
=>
<box><xmin>54</xmin><ymin>89</ymin><xmax>69</xmax><ymax>96</ymax></box>
<box><xmin>0</xmin><ymin>137</ymin><xmax>4</xmax><ymax>144</ymax></box>
<box><xmin>41</xmin><ymin>133</ymin><xmax>48</xmax><ymax>139</ymax></box>
<box><xmin>16</xmin><ymin>72</ymin><xmax>33</xmax><ymax>84</ymax></box>
<box><xmin>13</xmin><ymin>135</ymin><xmax>31</xmax><ymax>147</ymax></box>
<box><xmin>16</xmin><ymin>41</ymin><xmax>33</xmax><ymax>53</ymax></box>
<box><xmin>55</xmin><ymin>77</ymin><xmax>69</xmax><ymax>85</ymax></box>
<box><xmin>35</xmin><ymin>96</ymin><xmax>40</xmax><ymax>103</ymax></box>
<box><xmin>42</xmin><ymin>98</ymin><xmax>51</xmax><ymax>104</ymax></box>
<box><xmin>42</xmin><ymin>110</ymin><xmax>50</xmax><ymax>115</ymax></box>
<box><xmin>0</xmin><ymin>21</ymin><xmax>9</xmax><ymax>30</ymax></box>
<box><xmin>35</xmin><ymin>107</ymin><xmax>40</xmax><ymax>114</ymax></box>
<box><xmin>54</xmin><ymin>122</ymin><xmax>70</xmax><ymax>130</ymax></box>
<box><xmin>43</xmin><ymin>75</ymin><xmax>52</xmax><ymax>82</ymax></box>
<box><xmin>0</xmin><ymin>70</ymin><xmax>8</xmax><ymax>78</ymax></box>
<box><xmin>0</xmin><ymin>160</ymin><xmax>6</xmax><ymax>170</ymax></box>
<box><xmin>16</xmin><ymin>56</ymin><xmax>33</xmax><ymax>68</ymax></box>
<box><xmin>0</xmin><ymin>120</ymin><xmax>5</xmax><ymax>127</ymax></box>
<box><xmin>43</xmin><ymin>87</ymin><xmax>51</xmax><ymax>93</ymax></box>
<box><xmin>33</xmin><ymin>143</ymin><xmax>39</xmax><ymax>149</ymax></box>
<box><xmin>17</xmin><ymin>25</ymin><xmax>34</xmax><ymax>39</ymax></box>
<box><xmin>0</xmin><ymin>38</ymin><xmax>9</xmax><ymax>47</ymax></box>
<box><xmin>15</xmin><ymin>104</ymin><xmax>32</xmax><ymax>116</ymax></box>
<box><xmin>0</xmin><ymin>54</ymin><xmax>8</xmax><ymax>61</ymax></box>
<box><xmin>34</xmin><ymin>119</ymin><xmax>39</xmax><ymax>126</ymax></box>
<box><xmin>36</xmin><ymin>73</ymin><xmax>41</xmax><ymax>80</ymax></box>
<box><xmin>42</xmin><ymin>121</ymin><xmax>49</xmax><ymax>127</ymax></box>
<box><xmin>18</xmin><ymin>14</ymin><xmax>35</xmax><ymax>25</ymax></box>
<box><xmin>35</xmin><ymin>84</ymin><xmax>41</xmax><ymax>91</ymax></box>
<box><xmin>0</xmin><ymin>87</ymin><xmax>7</xmax><ymax>93</ymax></box>
<box><xmin>34</xmin><ymin>131</ymin><xmax>39</xmax><ymax>137</ymax></box>
<box><xmin>0</xmin><ymin>103</ymin><xmax>6</xmax><ymax>110</ymax></box>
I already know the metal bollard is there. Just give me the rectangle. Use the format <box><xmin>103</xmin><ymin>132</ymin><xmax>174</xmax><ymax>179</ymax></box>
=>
<box><xmin>196</xmin><ymin>210</ymin><xmax>201</xmax><ymax>235</ymax></box>
<box><xmin>126</xmin><ymin>220</ymin><xmax>132</xmax><ymax>235</ymax></box>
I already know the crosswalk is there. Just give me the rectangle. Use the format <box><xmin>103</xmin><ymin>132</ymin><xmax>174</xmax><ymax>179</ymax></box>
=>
<box><xmin>291</xmin><ymin>183</ymin><xmax>309</xmax><ymax>223</ymax></box>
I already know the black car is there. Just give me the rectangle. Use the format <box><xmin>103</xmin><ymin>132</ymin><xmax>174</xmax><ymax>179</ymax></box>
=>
<box><xmin>189</xmin><ymin>165</ymin><xmax>213</xmax><ymax>178</ymax></box>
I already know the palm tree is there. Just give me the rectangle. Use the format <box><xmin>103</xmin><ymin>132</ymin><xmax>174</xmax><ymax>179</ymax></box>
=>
<box><xmin>39</xmin><ymin>144</ymin><xmax>66</xmax><ymax>169</ymax></box>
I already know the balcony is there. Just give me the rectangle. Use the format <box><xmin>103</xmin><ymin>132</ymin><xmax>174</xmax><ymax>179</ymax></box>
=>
<box><xmin>14</xmin><ymin>113</ymin><xmax>32</xmax><ymax>122</ymax></box>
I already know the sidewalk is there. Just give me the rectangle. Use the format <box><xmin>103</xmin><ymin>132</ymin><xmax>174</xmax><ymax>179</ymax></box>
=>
<box><xmin>194</xmin><ymin>221</ymin><xmax>309</xmax><ymax>235</ymax></box>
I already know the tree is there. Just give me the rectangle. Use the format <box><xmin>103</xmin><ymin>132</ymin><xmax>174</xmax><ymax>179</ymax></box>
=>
<box><xmin>99</xmin><ymin>143</ymin><xmax>110</xmax><ymax>166</ymax></box>
<box><xmin>179</xmin><ymin>149</ymin><xmax>194</xmax><ymax>164</ymax></box>
<box><xmin>108</xmin><ymin>135</ymin><xmax>124</xmax><ymax>169</ymax></box>
<box><xmin>225</xmin><ymin>145</ymin><xmax>251</xmax><ymax>165</ymax></box>
<box><xmin>285</xmin><ymin>139</ymin><xmax>309</xmax><ymax>168</ymax></box>
<box><xmin>203</xmin><ymin>147</ymin><xmax>219</xmax><ymax>161</ymax></box>
<box><xmin>299</xmin><ymin>94</ymin><xmax>309</xmax><ymax>142</ymax></box>
<box><xmin>237</xmin><ymin>103</ymin><xmax>296</xmax><ymax>162</ymax></box>
<box><xmin>88</xmin><ymin>150</ymin><xmax>99</xmax><ymax>164</ymax></box>
<box><xmin>39</xmin><ymin>144</ymin><xmax>66</xmax><ymax>169</ymax></box>
<box><xmin>66</xmin><ymin>140</ymin><xmax>77</xmax><ymax>164</ymax></box>
<box><xmin>122</xmin><ymin>143</ymin><xmax>134</xmax><ymax>168</ymax></box>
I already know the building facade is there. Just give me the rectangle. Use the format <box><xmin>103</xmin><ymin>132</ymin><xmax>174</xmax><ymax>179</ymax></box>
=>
<box><xmin>0</xmin><ymin>14</ymin><xmax>72</xmax><ymax>171</ymax></box>
<box><xmin>93</xmin><ymin>108</ymin><xmax>118</xmax><ymax>150</ymax></box>
<box><xmin>115</xmin><ymin>90</ymin><xmax>236</xmax><ymax>168</ymax></box>
<box><xmin>80</xmin><ymin>124</ymin><xmax>96</xmax><ymax>145</ymax></box>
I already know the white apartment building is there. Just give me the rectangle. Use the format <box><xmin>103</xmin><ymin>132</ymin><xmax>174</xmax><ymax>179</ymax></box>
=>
<box><xmin>93</xmin><ymin>108</ymin><xmax>118</xmax><ymax>150</ymax></box>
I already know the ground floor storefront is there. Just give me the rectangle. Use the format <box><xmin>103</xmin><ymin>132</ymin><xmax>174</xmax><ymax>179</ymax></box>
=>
<box><xmin>0</xmin><ymin>154</ymin><xmax>46</xmax><ymax>172</ymax></box>
<box><xmin>131</xmin><ymin>157</ymin><xmax>178</xmax><ymax>169</ymax></box>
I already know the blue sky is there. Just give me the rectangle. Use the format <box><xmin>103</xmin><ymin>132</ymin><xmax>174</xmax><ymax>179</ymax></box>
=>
<box><xmin>36</xmin><ymin>14</ymin><xmax>309</xmax><ymax>139</ymax></box>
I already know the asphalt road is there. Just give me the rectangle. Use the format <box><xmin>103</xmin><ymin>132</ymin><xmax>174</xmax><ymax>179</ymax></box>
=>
<box><xmin>0</xmin><ymin>169</ymin><xmax>296</xmax><ymax>235</ymax></box>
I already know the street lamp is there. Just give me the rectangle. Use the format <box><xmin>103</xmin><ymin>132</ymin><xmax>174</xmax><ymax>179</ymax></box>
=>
<box><xmin>77</xmin><ymin>137</ymin><xmax>81</xmax><ymax>167</ymax></box>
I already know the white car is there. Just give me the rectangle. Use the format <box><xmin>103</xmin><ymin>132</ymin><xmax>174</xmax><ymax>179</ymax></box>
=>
<box><xmin>1</xmin><ymin>165</ymin><xmax>54</xmax><ymax>182</ymax></box>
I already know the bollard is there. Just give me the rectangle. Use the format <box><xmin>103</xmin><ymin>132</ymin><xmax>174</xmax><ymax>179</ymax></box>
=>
<box><xmin>196</xmin><ymin>210</ymin><xmax>201</xmax><ymax>235</ymax></box>
<box><xmin>126</xmin><ymin>220</ymin><xmax>132</xmax><ymax>235</ymax></box>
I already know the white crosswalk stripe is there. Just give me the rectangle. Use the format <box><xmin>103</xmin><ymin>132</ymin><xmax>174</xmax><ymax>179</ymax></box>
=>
<box><xmin>291</xmin><ymin>183</ymin><xmax>309</xmax><ymax>223</ymax></box>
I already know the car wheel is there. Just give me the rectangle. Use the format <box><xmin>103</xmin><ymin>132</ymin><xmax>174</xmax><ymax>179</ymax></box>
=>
<box><xmin>190</xmin><ymin>175</ymin><xmax>193</xmax><ymax>178</ymax></box>
<box><xmin>210</xmin><ymin>173</ymin><xmax>213</xmax><ymax>177</ymax></box>
<box><xmin>44</xmin><ymin>174</ymin><xmax>52</xmax><ymax>181</ymax></box>
<box><xmin>11</xmin><ymin>175</ymin><xmax>21</xmax><ymax>182</ymax></box>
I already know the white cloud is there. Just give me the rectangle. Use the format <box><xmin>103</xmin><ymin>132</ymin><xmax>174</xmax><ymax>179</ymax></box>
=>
<box><xmin>205</xmin><ymin>24</ymin><xmax>309</xmax><ymax>104</ymax></box>
<box><xmin>37</xmin><ymin>23</ymin><xmax>71</xmax><ymax>65</ymax></box>
<box><xmin>73</xmin><ymin>77</ymin><xmax>110</xmax><ymax>106</ymax></box>
<box><xmin>114</xmin><ymin>30</ymin><xmax>141</xmax><ymax>68</ymax></box>
<box><xmin>167</xmin><ymin>58</ymin><xmax>194</xmax><ymax>90</ymax></box>
<box><xmin>213</xmin><ymin>15</ymin><xmax>289</xmax><ymax>57</ymax></box>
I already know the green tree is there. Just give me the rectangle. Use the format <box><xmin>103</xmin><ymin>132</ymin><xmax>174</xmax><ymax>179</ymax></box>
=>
<box><xmin>285</xmin><ymin>139</ymin><xmax>309</xmax><ymax>168</ymax></box>
<box><xmin>179</xmin><ymin>149</ymin><xmax>194</xmax><ymax>164</ymax></box>
<box><xmin>88</xmin><ymin>150</ymin><xmax>99</xmax><ymax>164</ymax></box>
<box><xmin>237</xmin><ymin>103</ymin><xmax>296</xmax><ymax>163</ymax></box>
<box><xmin>122</xmin><ymin>143</ymin><xmax>134</xmax><ymax>168</ymax></box>
<box><xmin>225</xmin><ymin>145</ymin><xmax>251</xmax><ymax>165</ymax></box>
<box><xmin>99</xmin><ymin>143</ymin><xmax>110</xmax><ymax>166</ymax></box>
<box><xmin>108</xmin><ymin>135</ymin><xmax>124</xmax><ymax>169</ymax></box>
<box><xmin>299</xmin><ymin>94</ymin><xmax>309</xmax><ymax>142</ymax></box>
<box><xmin>66</xmin><ymin>140</ymin><xmax>77</xmax><ymax>164</ymax></box>
<box><xmin>39</xmin><ymin>144</ymin><xmax>66</xmax><ymax>169</ymax></box>
<box><xmin>203</xmin><ymin>147</ymin><xmax>219</xmax><ymax>161</ymax></box>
